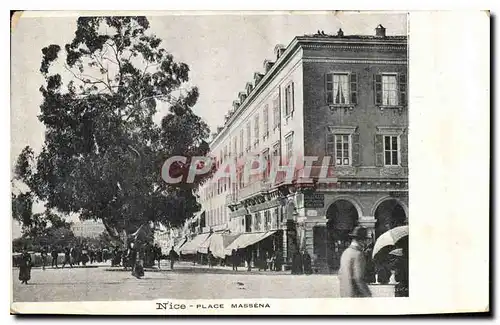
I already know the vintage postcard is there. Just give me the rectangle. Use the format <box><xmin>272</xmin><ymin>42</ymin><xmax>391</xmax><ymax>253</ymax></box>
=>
<box><xmin>10</xmin><ymin>10</ymin><xmax>489</xmax><ymax>315</ymax></box>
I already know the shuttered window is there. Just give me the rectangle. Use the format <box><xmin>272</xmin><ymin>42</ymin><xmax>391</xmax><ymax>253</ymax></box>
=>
<box><xmin>326</xmin><ymin>72</ymin><xmax>357</xmax><ymax>105</ymax></box>
<box><xmin>284</xmin><ymin>82</ymin><xmax>294</xmax><ymax>117</ymax></box>
<box><xmin>374</xmin><ymin>73</ymin><xmax>407</xmax><ymax>107</ymax></box>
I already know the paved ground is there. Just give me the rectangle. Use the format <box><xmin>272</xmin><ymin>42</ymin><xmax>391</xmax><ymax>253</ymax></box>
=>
<box><xmin>12</xmin><ymin>262</ymin><xmax>394</xmax><ymax>302</ymax></box>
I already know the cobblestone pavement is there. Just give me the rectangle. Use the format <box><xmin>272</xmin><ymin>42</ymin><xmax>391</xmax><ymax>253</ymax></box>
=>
<box><xmin>12</xmin><ymin>263</ymin><xmax>394</xmax><ymax>302</ymax></box>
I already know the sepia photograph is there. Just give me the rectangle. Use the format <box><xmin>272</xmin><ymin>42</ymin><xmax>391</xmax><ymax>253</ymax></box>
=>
<box><xmin>9</xmin><ymin>10</ymin><xmax>489</xmax><ymax>315</ymax></box>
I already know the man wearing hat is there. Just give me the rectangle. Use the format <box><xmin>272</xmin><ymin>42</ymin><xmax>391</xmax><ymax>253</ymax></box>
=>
<box><xmin>338</xmin><ymin>226</ymin><xmax>372</xmax><ymax>298</ymax></box>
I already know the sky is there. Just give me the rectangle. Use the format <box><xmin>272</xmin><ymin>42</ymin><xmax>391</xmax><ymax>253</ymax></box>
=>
<box><xmin>10</xmin><ymin>11</ymin><xmax>407</xmax><ymax>236</ymax></box>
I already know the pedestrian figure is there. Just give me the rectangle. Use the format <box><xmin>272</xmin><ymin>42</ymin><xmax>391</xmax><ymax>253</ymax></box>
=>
<box><xmin>338</xmin><ymin>226</ymin><xmax>372</xmax><ymax>297</ymax></box>
<box><xmin>274</xmin><ymin>250</ymin><xmax>283</xmax><ymax>271</ymax></box>
<box><xmin>168</xmin><ymin>247</ymin><xmax>178</xmax><ymax>270</ymax></box>
<box><xmin>363</xmin><ymin>242</ymin><xmax>376</xmax><ymax>284</ymax></box>
<box><xmin>40</xmin><ymin>246</ymin><xmax>48</xmax><ymax>271</ymax></box>
<box><xmin>291</xmin><ymin>251</ymin><xmax>303</xmax><ymax>275</ymax></box>
<box><xmin>207</xmin><ymin>251</ymin><xmax>214</xmax><ymax>268</ymax></box>
<box><xmin>231</xmin><ymin>248</ymin><xmax>239</xmax><ymax>271</ymax></box>
<box><xmin>245</xmin><ymin>250</ymin><xmax>252</xmax><ymax>272</ymax></box>
<box><xmin>51</xmin><ymin>247</ymin><xmax>59</xmax><ymax>268</ymax></box>
<box><xmin>154</xmin><ymin>244</ymin><xmax>162</xmax><ymax>269</ymax></box>
<box><xmin>267</xmin><ymin>252</ymin><xmax>275</xmax><ymax>271</ymax></box>
<box><xmin>62</xmin><ymin>247</ymin><xmax>73</xmax><ymax>268</ymax></box>
<box><xmin>70</xmin><ymin>246</ymin><xmax>79</xmax><ymax>266</ymax></box>
<box><xmin>19</xmin><ymin>248</ymin><xmax>32</xmax><ymax>284</ymax></box>
<box><xmin>302</xmin><ymin>250</ymin><xmax>313</xmax><ymax>275</ymax></box>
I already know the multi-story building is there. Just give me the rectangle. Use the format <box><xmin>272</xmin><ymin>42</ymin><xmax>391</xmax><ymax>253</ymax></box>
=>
<box><xmin>71</xmin><ymin>220</ymin><xmax>106</xmax><ymax>239</ymax></box>
<box><xmin>198</xmin><ymin>25</ymin><xmax>408</xmax><ymax>273</ymax></box>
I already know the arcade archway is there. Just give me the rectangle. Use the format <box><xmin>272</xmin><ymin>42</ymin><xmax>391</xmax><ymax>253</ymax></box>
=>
<box><xmin>374</xmin><ymin>199</ymin><xmax>407</xmax><ymax>239</ymax></box>
<box><xmin>325</xmin><ymin>199</ymin><xmax>359</xmax><ymax>272</ymax></box>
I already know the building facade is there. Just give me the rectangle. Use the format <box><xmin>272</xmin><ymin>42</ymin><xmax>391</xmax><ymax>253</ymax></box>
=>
<box><xmin>198</xmin><ymin>25</ymin><xmax>408</xmax><ymax>272</ymax></box>
<box><xmin>71</xmin><ymin>220</ymin><xmax>106</xmax><ymax>239</ymax></box>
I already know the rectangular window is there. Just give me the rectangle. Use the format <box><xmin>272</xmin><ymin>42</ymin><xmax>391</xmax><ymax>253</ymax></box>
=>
<box><xmin>246</xmin><ymin>122</ymin><xmax>251</xmax><ymax>152</ymax></box>
<box><xmin>285</xmin><ymin>133</ymin><xmax>294</xmax><ymax>162</ymax></box>
<box><xmin>254</xmin><ymin>212</ymin><xmax>261</xmax><ymax>232</ymax></box>
<box><xmin>262</xmin><ymin>148</ymin><xmax>270</xmax><ymax>179</ymax></box>
<box><xmin>273</xmin><ymin>96</ymin><xmax>280</xmax><ymax>129</ymax></box>
<box><xmin>233</xmin><ymin>136</ymin><xmax>237</xmax><ymax>159</ymax></box>
<box><xmin>284</xmin><ymin>83</ymin><xmax>294</xmax><ymax>117</ymax></box>
<box><xmin>384</xmin><ymin>135</ymin><xmax>399</xmax><ymax>166</ymax></box>
<box><xmin>326</xmin><ymin>73</ymin><xmax>349</xmax><ymax>105</ymax></box>
<box><xmin>254</xmin><ymin>114</ymin><xmax>259</xmax><ymax>147</ymax></box>
<box><xmin>239</xmin><ymin>129</ymin><xmax>244</xmax><ymax>157</ymax></box>
<box><xmin>245</xmin><ymin>214</ymin><xmax>252</xmax><ymax>233</ymax></box>
<box><xmin>335</xmin><ymin>134</ymin><xmax>350</xmax><ymax>166</ymax></box>
<box><xmin>382</xmin><ymin>75</ymin><xmax>398</xmax><ymax>106</ymax></box>
<box><xmin>264</xmin><ymin>210</ymin><xmax>271</xmax><ymax>231</ymax></box>
<box><xmin>272</xmin><ymin>141</ymin><xmax>280</xmax><ymax>159</ymax></box>
<box><xmin>263</xmin><ymin>105</ymin><xmax>269</xmax><ymax>138</ymax></box>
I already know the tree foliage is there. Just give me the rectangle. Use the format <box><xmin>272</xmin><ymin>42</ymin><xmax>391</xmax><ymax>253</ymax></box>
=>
<box><xmin>13</xmin><ymin>16</ymin><xmax>213</xmax><ymax>245</ymax></box>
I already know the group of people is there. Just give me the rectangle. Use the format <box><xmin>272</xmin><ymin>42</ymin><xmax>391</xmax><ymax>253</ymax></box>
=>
<box><xmin>291</xmin><ymin>250</ymin><xmax>313</xmax><ymax>275</ymax></box>
<box><xmin>229</xmin><ymin>248</ymin><xmax>285</xmax><ymax>272</ymax></box>
<box><xmin>41</xmin><ymin>245</ymin><xmax>109</xmax><ymax>269</ymax></box>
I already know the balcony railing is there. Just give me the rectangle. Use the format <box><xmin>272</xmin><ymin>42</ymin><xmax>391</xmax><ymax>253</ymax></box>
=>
<box><xmin>238</xmin><ymin>179</ymin><xmax>271</xmax><ymax>200</ymax></box>
<box><xmin>226</xmin><ymin>193</ymin><xmax>238</xmax><ymax>205</ymax></box>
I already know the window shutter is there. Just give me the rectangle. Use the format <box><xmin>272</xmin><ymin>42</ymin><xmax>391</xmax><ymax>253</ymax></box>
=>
<box><xmin>291</xmin><ymin>82</ymin><xmax>295</xmax><ymax>114</ymax></box>
<box><xmin>400</xmin><ymin>130</ymin><xmax>408</xmax><ymax>167</ymax></box>
<box><xmin>375</xmin><ymin>134</ymin><xmax>384</xmax><ymax>166</ymax></box>
<box><xmin>325</xmin><ymin>74</ymin><xmax>330</xmax><ymax>105</ymax></box>
<box><xmin>399</xmin><ymin>73</ymin><xmax>407</xmax><ymax>106</ymax></box>
<box><xmin>374</xmin><ymin>74</ymin><xmax>382</xmax><ymax>105</ymax></box>
<box><xmin>351</xmin><ymin>132</ymin><xmax>360</xmax><ymax>166</ymax></box>
<box><xmin>350</xmin><ymin>73</ymin><xmax>358</xmax><ymax>105</ymax></box>
<box><xmin>326</xmin><ymin>133</ymin><xmax>335</xmax><ymax>166</ymax></box>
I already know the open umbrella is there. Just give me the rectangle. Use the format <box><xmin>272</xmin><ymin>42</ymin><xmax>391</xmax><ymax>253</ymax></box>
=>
<box><xmin>372</xmin><ymin>225</ymin><xmax>408</xmax><ymax>258</ymax></box>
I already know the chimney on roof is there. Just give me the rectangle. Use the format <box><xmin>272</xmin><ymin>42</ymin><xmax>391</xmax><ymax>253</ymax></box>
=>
<box><xmin>337</xmin><ymin>28</ymin><xmax>344</xmax><ymax>37</ymax></box>
<box><xmin>274</xmin><ymin>44</ymin><xmax>286</xmax><ymax>60</ymax></box>
<box><xmin>375</xmin><ymin>24</ymin><xmax>386</xmax><ymax>37</ymax></box>
<box><xmin>254</xmin><ymin>72</ymin><xmax>264</xmax><ymax>85</ymax></box>
<box><xmin>263</xmin><ymin>59</ymin><xmax>274</xmax><ymax>73</ymax></box>
<box><xmin>232</xmin><ymin>100</ymin><xmax>240</xmax><ymax>110</ymax></box>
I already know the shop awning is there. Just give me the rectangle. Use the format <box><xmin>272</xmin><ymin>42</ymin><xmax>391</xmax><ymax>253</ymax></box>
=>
<box><xmin>173</xmin><ymin>238</ymin><xmax>187</xmax><ymax>254</ymax></box>
<box><xmin>180</xmin><ymin>233</ymin><xmax>212</xmax><ymax>255</ymax></box>
<box><xmin>224</xmin><ymin>231</ymin><xmax>276</xmax><ymax>255</ymax></box>
<box><xmin>198</xmin><ymin>233</ymin><xmax>240</xmax><ymax>258</ymax></box>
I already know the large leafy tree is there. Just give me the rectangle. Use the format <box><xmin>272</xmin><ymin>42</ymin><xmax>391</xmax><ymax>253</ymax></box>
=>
<box><xmin>12</xmin><ymin>16</ymin><xmax>212</xmax><ymax>245</ymax></box>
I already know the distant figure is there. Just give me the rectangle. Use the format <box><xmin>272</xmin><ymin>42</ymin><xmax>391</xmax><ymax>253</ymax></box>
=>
<box><xmin>245</xmin><ymin>250</ymin><xmax>252</xmax><ymax>272</ymax></box>
<box><xmin>267</xmin><ymin>252</ymin><xmax>275</xmax><ymax>271</ymax></box>
<box><xmin>168</xmin><ymin>247</ymin><xmax>178</xmax><ymax>270</ymax></box>
<box><xmin>291</xmin><ymin>252</ymin><xmax>303</xmax><ymax>275</ymax></box>
<box><xmin>338</xmin><ymin>226</ymin><xmax>372</xmax><ymax>298</ymax></box>
<box><xmin>51</xmin><ymin>247</ymin><xmax>59</xmax><ymax>268</ymax></box>
<box><xmin>274</xmin><ymin>250</ymin><xmax>283</xmax><ymax>271</ymax></box>
<box><xmin>62</xmin><ymin>247</ymin><xmax>73</xmax><ymax>268</ymax></box>
<box><xmin>70</xmin><ymin>246</ymin><xmax>79</xmax><ymax>266</ymax></box>
<box><xmin>40</xmin><ymin>246</ymin><xmax>48</xmax><ymax>271</ymax></box>
<box><xmin>363</xmin><ymin>242</ymin><xmax>376</xmax><ymax>284</ymax></box>
<box><xmin>302</xmin><ymin>251</ymin><xmax>313</xmax><ymax>275</ymax></box>
<box><xmin>231</xmin><ymin>249</ymin><xmax>239</xmax><ymax>271</ymax></box>
<box><xmin>207</xmin><ymin>251</ymin><xmax>214</xmax><ymax>268</ymax></box>
<box><xmin>18</xmin><ymin>248</ymin><xmax>32</xmax><ymax>284</ymax></box>
<box><xmin>154</xmin><ymin>244</ymin><xmax>162</xmax><ymax>269</ymax></box>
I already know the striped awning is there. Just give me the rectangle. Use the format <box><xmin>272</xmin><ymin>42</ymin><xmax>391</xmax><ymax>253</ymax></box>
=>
<box><xmin>180</xmin><ymin>233</ymin><xmax>212</xmax><ymax>255</ymax></box>
<box><xmin>224</xmin><ymin>231</ymin><xmax>276</xmax><ymax>255</ymax></box>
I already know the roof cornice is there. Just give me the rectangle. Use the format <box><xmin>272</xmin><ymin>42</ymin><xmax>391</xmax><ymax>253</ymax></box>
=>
<box><xmin>210</xmin><ymin>35</ymin><xmax>407</xmax><ymax>147</ymax></box>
